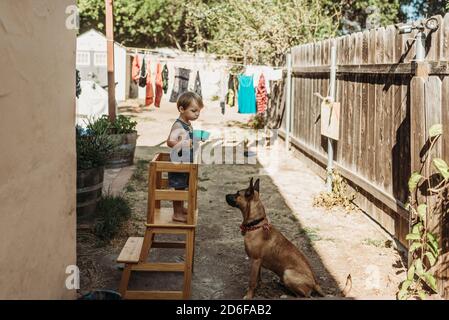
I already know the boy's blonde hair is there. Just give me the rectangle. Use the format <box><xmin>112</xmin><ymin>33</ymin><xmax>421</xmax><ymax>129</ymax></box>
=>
<box><xmin>177</xmin><ymin>91</ymin><xmax>204</xmax><ymax>111</ymax></box>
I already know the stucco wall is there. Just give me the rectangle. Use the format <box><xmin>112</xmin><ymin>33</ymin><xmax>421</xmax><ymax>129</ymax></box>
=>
<box><xmin>0</xmin><ymin>1</ymin><xmax>76</xmax><ymax>299</ymax></box>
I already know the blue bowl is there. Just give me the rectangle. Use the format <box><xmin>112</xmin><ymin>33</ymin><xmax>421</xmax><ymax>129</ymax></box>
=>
<box><xmin>79</xmin><ymin>290</ymin><xmax>122</xmax><ymax>300</ymax></box>
<box><xmin>193</xmin><ymin>130</ymin><xmax>210</xmax><ymax>141</ymax></box>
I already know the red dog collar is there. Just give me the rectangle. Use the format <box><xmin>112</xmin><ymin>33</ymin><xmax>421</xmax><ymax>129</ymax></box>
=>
<box><xmin>240</xmin><ymin>221</ymin><xmax>271</xmax><ymax>235</ymax></box>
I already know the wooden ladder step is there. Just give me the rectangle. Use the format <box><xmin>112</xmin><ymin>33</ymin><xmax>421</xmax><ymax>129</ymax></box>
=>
<box><xmin>117</xmin><ymin>237</ymin><xmax>144</xmax><ymax>263</ymax></box>
<box><xmin>131</xmin><ymin>262</ymin><xmax>185</xmax><ymax>272</ymax></box>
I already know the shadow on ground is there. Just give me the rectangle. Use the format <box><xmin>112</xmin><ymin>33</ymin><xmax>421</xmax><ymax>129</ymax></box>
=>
<box><xmin>77</xmin><ymin>145</ymin><xmax>348</xmax><ymax>299</ymax></box>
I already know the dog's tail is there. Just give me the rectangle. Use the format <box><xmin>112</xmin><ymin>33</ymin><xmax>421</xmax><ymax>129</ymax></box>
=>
<box><xmin>313</xmin><ymin>284</ymin><xmax>326</xmax><ymax>297</ymax></box>
<box><xmin>341</xmin><ymin>274</ymin><xmax>352</xmax><ymax>297</ymax></box>
<box><xmin>314</xmin><ymin>274</ymin><xmax>351</xmax><ymax>298</ymax></box>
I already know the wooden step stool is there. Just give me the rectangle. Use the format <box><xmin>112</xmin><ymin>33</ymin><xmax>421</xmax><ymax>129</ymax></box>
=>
<box><xmin>117</xmin><ymin>153</ymin><xmax>198</xmax><ymax>299</ymax></box>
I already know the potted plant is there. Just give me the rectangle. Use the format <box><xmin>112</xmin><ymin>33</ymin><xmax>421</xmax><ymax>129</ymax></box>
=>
<box><xmin>76</xmin><ymin>126</ymin><xmax>116</xmax><ymax>220</ymax></box>
<box><xmin>87</xmin><ymin>115</ymin><xmax>138</xmax><ymax>169</ymax></box>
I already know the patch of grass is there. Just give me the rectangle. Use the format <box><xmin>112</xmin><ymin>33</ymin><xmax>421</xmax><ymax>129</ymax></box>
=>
<box><xmin>94</xmin><ymin>194</ymin><xmax>131</xmax><ymax>241</ymax></box>
<box><xmin>125</xmin><ymin>184</ymin><xmax>136</xmax><ymax>193</ymax></box>
<box><xmin>298</xmin><ymin>227</ymin><xmax>321</xmax><ymax>242</ymax></box>
<box><xmin>131</xmin><ymin>159</ymin><xmax>149</xmax><ymax>183</ymax></box>
<box><xmin>362</xmin><ymin>238</ymin><xmax>391</xmax><ymax>248</ymax></box>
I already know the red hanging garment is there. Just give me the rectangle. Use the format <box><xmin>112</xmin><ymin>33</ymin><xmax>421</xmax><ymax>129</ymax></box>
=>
<box><xmin>131</xmin><ymin>55</ymin><xmax>140</xmax><ymax>83</ymax></box>
<box><xmin>256</xmin><ymin>73</ymin><xmax>268</xmax><ymax>113</ymax></box>
<box><xmin>154</xmin><ymin>62</ymin><xmax>163</xmax><ymax>107</ymax></box>
<box><xmin>145</xmin><ymin>59</ymin><xmax>154</xmax><ymax>106</ymax></box>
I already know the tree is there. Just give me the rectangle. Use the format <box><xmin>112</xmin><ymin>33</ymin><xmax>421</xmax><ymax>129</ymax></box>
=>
<box><xmin>77</xmin><ymin>0</ymin><xmax>186</xmax><ymax>47</ymax></box>
<box><xmin>330</xmin><ymin>0</ymin><xmax>403</xmax><ymax>34</ymax></box>
<box><xmin>400</xmin><ymin>0</ymin><xmax>447</xmax><ymax>21</ymax></box>
<box><xmin>183</xmin><ymin>0</ymin><xmax>342</xmax><ymax>65</ymax></box>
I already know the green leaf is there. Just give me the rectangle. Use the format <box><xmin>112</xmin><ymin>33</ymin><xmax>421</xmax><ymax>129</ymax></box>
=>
<box><xmin>408</xmin><ymin>172</ymin><xmax>423</xmax><ymax>193</ymax></box>
<box><xmin>424</xmin><ymin>252</ymin><xmax>437</xmax><ymax>266</ymax></box>
<box><xmin>417</xmin><ymin>204</ymin><xmax>427</xmax><ymax>223</ymax></box>
<box><xmin>427</xmin><ymin>233</ymin><xmax>439</xmax><ymax>254</ymax></box>
<box><xmin>433</xmin><ymin>158</ymin><xmax>449</xmax><ymax>180</ymax></box>
<box><xmin>415</xmin><ymin>258</ymin><xmax>424</xmax><ymax>276</ymax></box>
<box><xmin>401</xmin><ymin>279</ymin><xmax>413</xmax><ymax>290</ymax></box>
<box><xmin>429</xmin><ymin>124</ymin><xmax>443</xmax><ymax>138</ymax></box>
<box><xmin>428</xmin><ymin>243</ymin><xmax>439</xmax><ymax>259</ymax></box>
<box><xmin>412</xmin><ymin>222</ymin><xmax>423</xmax><ymax>235</ymax></box>
<box><xmin>397</xmin><ymin>288</ymin><xmax>409</xmax><ymax>300</ymax></box>
<box><xmin>409</xmin><ymin>242</ymin><xmax>422</xmax><ymax>253</ymax></box>
<box><xmin>406</xmin><ymin>233</ymin><xmax>421</xmax><ymax>241</ymax></box>
<box><xmin>422</xmin><ymin>273</ymin><xmax>438</xmax><ymax>292</ymax></box>
<box><xmin>407</xmin><ymin>265</ymin><xmax>415</xmax><ymax>281</ymax></box>
<box><xmin>418</xmin><ymin>290</ymin><xmax>427</xmax><ymax>300</ymax></box>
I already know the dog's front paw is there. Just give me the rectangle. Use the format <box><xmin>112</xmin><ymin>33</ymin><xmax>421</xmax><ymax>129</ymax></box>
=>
<box><xmin>243</xmin><ymin>293</ymin><xmax>253</xmax><ymax>300</ymax></box>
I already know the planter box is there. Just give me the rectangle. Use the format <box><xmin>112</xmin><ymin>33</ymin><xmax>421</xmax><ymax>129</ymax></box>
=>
<box><xmin>105</xmin><ymin>131</ymin><xmax>137</xmax><ymax>169</ymax></box>
<box><xmin>76</xmin><ymin>166</ymin><xmax>104</xmax><ymax>221</ymax></box>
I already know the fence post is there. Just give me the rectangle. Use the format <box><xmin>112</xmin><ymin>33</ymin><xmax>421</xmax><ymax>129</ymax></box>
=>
<box><xmin>285</xmin><ymin>52</ymin><xmax>292</xmax><ymax>151</ymax></box>
<box><xmin>326</xmin><ymin>44</ymin><xmax>337</xmax><ymax>192</ymax></box>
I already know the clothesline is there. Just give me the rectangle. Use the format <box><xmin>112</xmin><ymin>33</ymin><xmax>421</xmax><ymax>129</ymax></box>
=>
<box><xmin>126</xmin><ymin>47</ymin><xmax>285</xmax><ymax>70</ymax></box>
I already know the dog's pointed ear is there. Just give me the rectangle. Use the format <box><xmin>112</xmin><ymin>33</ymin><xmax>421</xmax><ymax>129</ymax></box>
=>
<box><xmin>254</xmin><ymin>178</ymin><xmax>260</xmax><ymax>192</ymax></box>
<box><xmin>246</xmin><ymin>177</ymin><xmax>254</xmax><ymax>197</ymax></box>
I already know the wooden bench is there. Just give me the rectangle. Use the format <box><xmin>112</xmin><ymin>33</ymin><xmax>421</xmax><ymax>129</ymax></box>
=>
<box><xmin>117</xmin><ymin>153</ymin><xmax>198</xmax><ymax>299</ymax></box>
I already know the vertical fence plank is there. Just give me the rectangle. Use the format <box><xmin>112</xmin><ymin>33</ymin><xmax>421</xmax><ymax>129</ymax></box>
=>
<box><xmin>370</xmin><ymin>28</ymin><xmax>385</xmax><ymax>191</ymax></box>
<box><xmin>443</xmin><ymin>13</ymin><xmax>449</xmax><ymax>61</ymax></box>
<box><xmin>426</xmin><ymin>15</ymin><xmax>443</xmax><ymax>61</ymax></box>
<box><xmin>355</xmin><ymin>31</ymin><xmax>363</xmax><ymax>174</ymax></box>
<box><xmin>440</xmin><ymin>77</ymin><xmax>449</xmax><ymax>299</ymax></box>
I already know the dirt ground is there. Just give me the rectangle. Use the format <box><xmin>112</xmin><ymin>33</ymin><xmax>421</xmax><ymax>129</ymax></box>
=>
<box><xmin>77</xmin><ymin>99</ymin><xmax>408</xmax><ymax>299</ymax></box>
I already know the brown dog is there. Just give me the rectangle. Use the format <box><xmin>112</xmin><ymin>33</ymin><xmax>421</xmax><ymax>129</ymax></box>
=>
<box><xmin>225</xmin><ymin>178</ymin><xmax>351</xmax><ymax>299</ymax></box>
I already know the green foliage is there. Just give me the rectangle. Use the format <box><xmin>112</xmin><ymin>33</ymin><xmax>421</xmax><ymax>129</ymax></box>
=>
<box><xmin>247</xmin><ymin>113</ymin><xmax>266</xmax><ymax>130</ymax></box>
<box><xmin>184</xmin><ymin>0</ymin><xmax>341</xmax><ymax>65</ymax></box>
<box><xmin>408</xmin><ymin>172</ymin><xmax>423</xmax><ymax>193</ymax></box>
<box><xmin>76</xmin><ymin>69</ymin><xmax>82</xmax><ymax>98</ymax></box>
<box><xmin>78</xmin><ymin>0</ymin><xmax>411</xmax><ymax>64</ymax></box>
<box><xmin>94</xmin><ymin>194</ymin><xmax>131</xmax><ymax>241</ymax></box>
<box><xmin>398</xmin><ymin>124</ymin><xmax>443</xmax><ymax>300</ymax></box>
<box><xmin>405</xmin><ymin>0</ymin><xmax>448</xmax><ymax>20</ymax></box>
<box><xmin>87</xmin><ymin>115</ymin><xmax>137</xmax><ymax>135</ymax></box>
<box><xmin>76</xmin><ymin>126</ymin><xmax>117</xmax><ymax>170</ymax></box>
<box><xmin>337</xmin><ymin>0</ymin><xmax>402</xmax><ymax>33</ymax></box>
<box><xmin>78</xmin><ymin>0</ymin><xmax>186</xmax><ymax>48</ymax></box>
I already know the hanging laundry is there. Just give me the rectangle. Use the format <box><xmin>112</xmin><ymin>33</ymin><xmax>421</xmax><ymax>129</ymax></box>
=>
<box><xmin>194</xmin><ymin>70</ymin><xmax>202</xmax><ymax>97</ymax></box>
<box><xmin>139</xmin><ymin>57</ymin><xmax>147</xmax><ymax>88</ymax></box>
<box><xmin>162</xmin><ymin>64</ymin><xmax>169</xmax><ymax>94</ymax></box>
<box><xmin>245</xmin><ymin>65</ymin><xmax>283</xmax><ymax>94</ymax></box>
<box><xmin>154</xmin><ymin>62</ymin><xmax>163</xmax><ymax>107</ymax></box>
<box><xmin>256</xmin><ymin>73</ymin><xmax>268</xmax><ymax>113</ymax></box>
<box><xmin>226</xmin><ymin>74</ymin><xmax>238</xmax><ymax>107</ymax></box>
<box><xmin>145</xmin><ymin>59</ymin><xmax>154</xmax><ymax>106</ymax></box>
<box><xmin>131</xmin><ymin>55</ymin><xmax>140</xmax><ymax>83</ymax></box>
<box><xmin>169</xmin><ymin>67</ymin><xmax>191</xmax><ymax>103</ymax></box>
<box><xmin>237</xmin><ymin>74</ymin><xmax>256</xmax><ymax>114</ymax></box>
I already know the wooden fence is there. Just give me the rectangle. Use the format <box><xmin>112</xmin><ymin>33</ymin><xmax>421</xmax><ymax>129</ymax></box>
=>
<box><xmin>268</xmin><ymin>14</ymin><xmax>449</xmax><ymax>298</ymax></box>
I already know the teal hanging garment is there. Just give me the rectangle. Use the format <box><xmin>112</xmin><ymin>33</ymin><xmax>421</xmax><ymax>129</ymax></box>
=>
<box><xmin>237</xmin><ymin>74</ymin><xmax>256</xmax><ymax>114</ymax></box>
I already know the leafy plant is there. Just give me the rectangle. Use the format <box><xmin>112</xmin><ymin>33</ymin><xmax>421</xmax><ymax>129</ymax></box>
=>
<box><xmin>87</xmin><ymin>115</ymin><xmax>137</xmax><ymax>135</ymax></box>
<box><xmin>76</xmin><ymin>125</ymin><xmax>117</xmax><ymax>170</ymax></box>
<box><xmin>94</xmin><ymin>194</ymin><xmax>131</xmax><ymax>241</ymax></box>
<box><xmin>398</xmin><ymin>124</ymin><xmax>443</xmax><ymax>300</ymax></box>
<box><xmin>247</xmin><ymin>113</ymin><xmax>266</xmax><ymax>130</ymax></box>
<box><xmin>313</xmin><ymin>170</ymin><xmax>356</xmax><ymax>212</ymax></box>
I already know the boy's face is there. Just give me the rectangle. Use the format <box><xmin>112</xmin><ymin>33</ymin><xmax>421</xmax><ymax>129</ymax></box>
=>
<box><xmin>180</xmin><ymin>102</ymin><xmax>202</xmax><ymax>121</ymax></box>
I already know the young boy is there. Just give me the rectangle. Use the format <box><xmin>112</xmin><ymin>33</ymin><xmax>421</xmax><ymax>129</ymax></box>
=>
<box><xmin>166</xmin><ymin>91</ymin><xmax>204</xmax><ymax>222</ymax></box>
